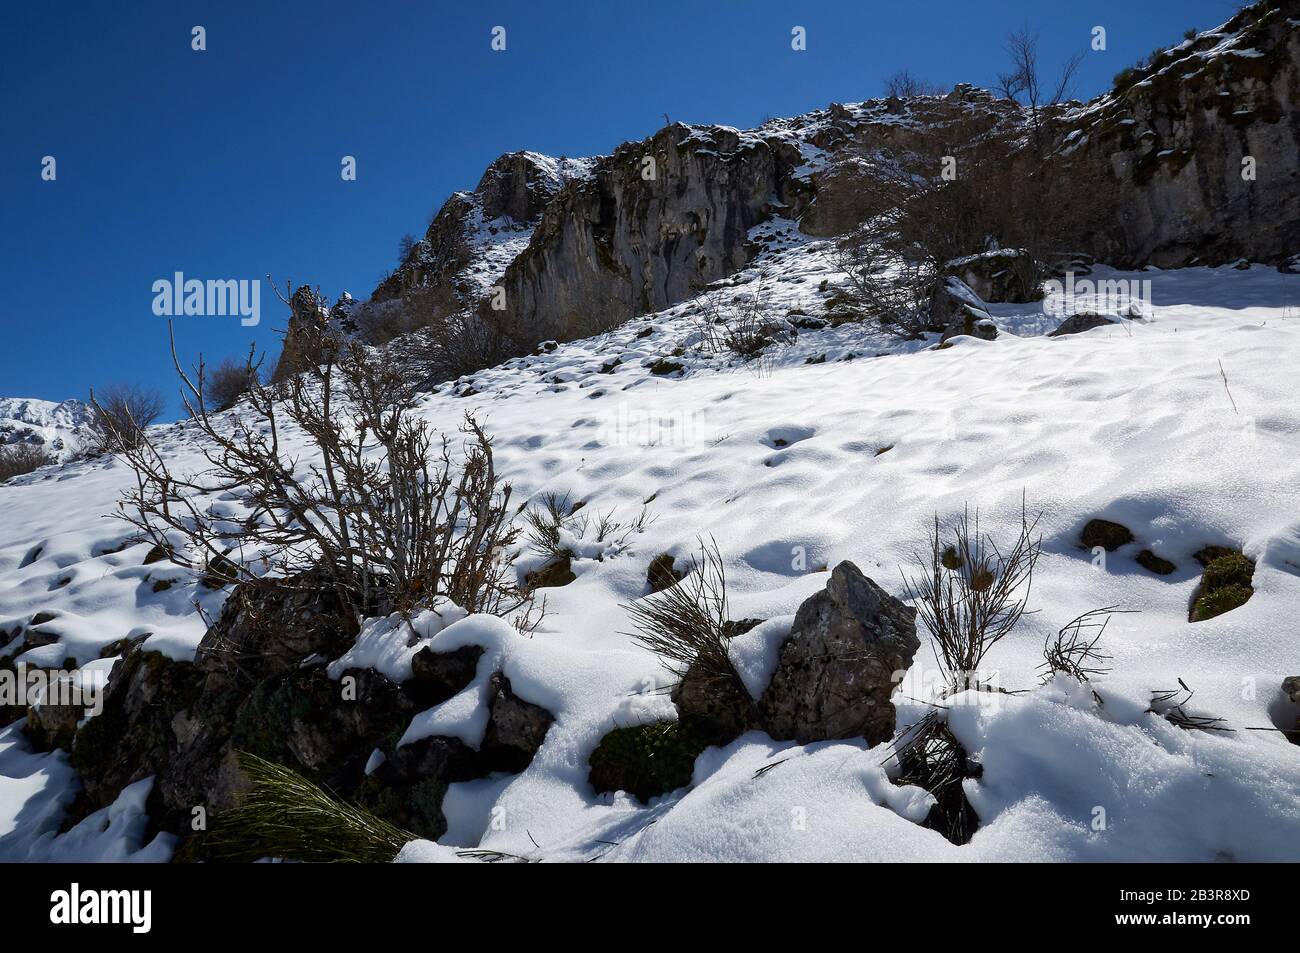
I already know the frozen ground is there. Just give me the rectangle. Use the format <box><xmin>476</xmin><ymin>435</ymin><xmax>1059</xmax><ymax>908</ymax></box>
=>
<box><xmin>2</xmin><ymin>238</ymin><xmax>1299</xmax><ymax>861</ymax></box>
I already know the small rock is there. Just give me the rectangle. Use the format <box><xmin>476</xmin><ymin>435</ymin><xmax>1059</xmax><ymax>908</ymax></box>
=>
<box><xmin>524</xmin><ymin>555</ymin><xmax>576</xmax><ymax>589</ymax></box>
<box><xmin>672</xmin><ymin>661</ymin><xmax>759</xmax><ymax>747</ymax></box>
<box><xmin>646</xmin><ymin>553</ymin><xmax>685</xmax><ymax>593</ymax></box>
<box><xmin>932</xmin><ymin>277</ymin><xmax>997</xmax><ymax>342</ymax></box>
<box><xmin>480</xmin><ymin>673</ymin><xmax>553</xmax><ymax>773</ymax></box>
<box><xmin>23</xmin><ymin>679</ymin><xmax>82</xmax><ymax>752</ymax></box>
<box><xmin>409</xmin><ymin>644</ymin><xmax>483</xmax><ymax>706</ymax></box>
<box><xmin>1135</xmin><ymin>550</ymin><xmax>1176</xmax><ymax>575</ymax></box>
<box><xmin>1049</xmin><ymin>312</ymin><xmax>1117</xmax><ymax>337</ymax></box>
<box><xmin>1081</xmin><ymin>519</ymin><xmax>1134</xmax><ymax>551</ymax></box>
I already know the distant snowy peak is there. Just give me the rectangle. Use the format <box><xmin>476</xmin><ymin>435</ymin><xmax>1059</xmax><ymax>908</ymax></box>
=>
<box><xmin>0</xmin><ymin>397</ymin><xmax>93</xmax><ymax>459</ymax></box>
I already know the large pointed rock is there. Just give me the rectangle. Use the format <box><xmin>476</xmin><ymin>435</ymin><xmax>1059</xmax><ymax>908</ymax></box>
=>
<box><xmin>760</xmin><ymin>562</ymin><xmax>919</xmax><ymax>745</ymax></box>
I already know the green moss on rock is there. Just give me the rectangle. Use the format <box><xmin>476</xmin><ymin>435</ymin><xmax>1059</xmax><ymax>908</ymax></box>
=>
<box><xmin>588</xmin><ymin>721</ymin><xmax>708</xmax><ymax>803</ymax></box>
<box><xmin>1190</xmin><ymin>550</ymin><xmax>1255</xmax><ymax>622</ymax></box>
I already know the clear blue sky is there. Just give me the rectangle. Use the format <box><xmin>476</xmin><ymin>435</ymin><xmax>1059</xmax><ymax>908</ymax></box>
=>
<box><xmin>0</xmin><ymin>0</ymin><xmax>1241</xmax><ymax>418</ymax></box>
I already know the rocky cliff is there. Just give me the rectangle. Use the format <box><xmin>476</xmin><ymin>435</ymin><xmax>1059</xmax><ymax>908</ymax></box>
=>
<box><xmin>1059</xmin><ymin>0</ymin><xmax>1300</xmax><ymax>268</ymax></box>
<box><xmin>372</xmin><ymin>0</ymin><xmax>1298</xmax><ymax>349</ymax></box>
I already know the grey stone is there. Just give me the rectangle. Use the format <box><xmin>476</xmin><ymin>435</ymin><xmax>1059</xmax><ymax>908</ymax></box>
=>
<box><xmin>760</xmin><ymin>562</ymin><xmax>919</xmax><ymax>745</ymax></box>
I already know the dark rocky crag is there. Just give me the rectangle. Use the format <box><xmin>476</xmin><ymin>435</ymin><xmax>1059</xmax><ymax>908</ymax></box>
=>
<box><xmin>365</xmin><ymin>0</ymin><xmax>1298</xmax><ymax>356</ymax></box>
<box><xmin>63</xmin><ymin>579</ymin><xmax>553</xmax><ymax>858</ymax></box>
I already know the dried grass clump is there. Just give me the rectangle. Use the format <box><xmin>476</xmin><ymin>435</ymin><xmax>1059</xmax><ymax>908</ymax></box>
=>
<box><xmin>201</xmin><ymin>753</ymin><xmax>415</xmax><ymax>863</ymax></box>
<box><xmin>902</xmin><ymin>502</ymin><xmax>1041</xmax><ymax>694</ymax></box>
<box><xmin>624</xmin><ymin>538</ymin><xmax>738</xmax><ymax>687</ymax></box>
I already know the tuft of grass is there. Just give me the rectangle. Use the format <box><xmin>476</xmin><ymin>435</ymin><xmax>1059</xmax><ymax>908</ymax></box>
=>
<box><xmin>624</xmin><ymin>538</ymin><xmax>735</xmax><ymax>685</ymax></box>
<box><xmin>1191</xmin><ymin>584</ymin><xmax>1253</xmax><ymax>622</ymax></box>
<box><xmin>200</xmin><ymin>752</ymin><xmax>415</xmax><ymax>863</ymax></box>
<box><xmin>886</xmin><ymin>711</ymin><xmax>980</xmax><ymax>846</ymax></box>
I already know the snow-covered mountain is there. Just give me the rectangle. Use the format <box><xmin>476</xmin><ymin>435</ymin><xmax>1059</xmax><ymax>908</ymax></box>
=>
<box><xmin>1</xmin><ymin>1</ymin><xmax>1298</xmax><ymax>864</ymax></box>
<box><xmin>0</xmin><ymin>397</ymin><xmax>93</xmax><ymax>461</ymax></box>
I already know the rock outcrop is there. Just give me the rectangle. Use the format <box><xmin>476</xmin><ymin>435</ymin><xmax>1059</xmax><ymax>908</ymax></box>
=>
<box><xmin>1058</xmin><ymin>0</ymin><xmax>1300</xmax><ymax>267</ymax></box>
<box><xmin>486</xmin><ymin>123</ymin><xmax>800</xmax><ymax>343</ymax></box>
<box><xmin>352</xmin><ymin>2</ymin><xmax>1299</xmax><ymax>356</ymax></box>
<box><xmin>66</xmin><ymin>579</ymin><xmax>553</xmax><ymax>853</ymax></box>
<box><xmin>932</xmin><ymin>277</ymin><xmax>998</xmax><ymax>342</ymax></box>
<box><xmin>760</xmin><ymin>562</ymin><xmax>919</xmax><ymax>745</ymax></box>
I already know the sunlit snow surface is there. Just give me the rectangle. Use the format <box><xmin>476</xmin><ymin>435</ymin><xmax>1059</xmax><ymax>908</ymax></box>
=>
<box><xmin>3</xmin><ymin>244</ymin><xmax>1300</xmax><ymax>861</ymax></box>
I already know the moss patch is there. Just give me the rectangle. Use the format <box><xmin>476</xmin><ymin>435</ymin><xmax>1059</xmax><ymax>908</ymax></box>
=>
<box><xmin>1190</xmin><ymin>550</ymin><xmax>1255</xmax><ymax>622</ymax></box>
<box><xmin>588</xmin><ymin>721</ymin><xmax>708</xmax><ymax>803</ymax></box>
<box><xmin>646</xmin><ymin>359</ymin><xmax>684</xmax><ymax>376</ymax></box>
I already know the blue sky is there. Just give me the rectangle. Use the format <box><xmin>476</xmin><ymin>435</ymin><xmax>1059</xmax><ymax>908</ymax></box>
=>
<box><xmin>0</xmin><ymin>0</ymin><xmax>1240</xmax><ymax>418</ymax></box>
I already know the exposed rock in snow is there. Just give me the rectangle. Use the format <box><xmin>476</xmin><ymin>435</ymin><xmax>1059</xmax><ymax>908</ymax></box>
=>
<box><xmin>1048</xmin><ymin>312</ymin><xmax>1119</xmax><ymax>337</ymax></box>
<box><xmin>760</xmin><ymin>562</ymin><xmax>920</xmax><ymax>745</ymax></box>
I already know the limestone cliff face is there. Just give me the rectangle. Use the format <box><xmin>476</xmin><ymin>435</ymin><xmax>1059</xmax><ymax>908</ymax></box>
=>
<box><xmin>373</xmin><ymin>150</ymin><xmax>588</xmax><ymax>306</ymax></box>
<box><xmin>485</xmin><ymin>123</ymin><xmax>803</xmax><ymax>343</ymax></box>
<box><xmin>1062</xmin><ymin>0</ymin><xmax>1300</xmax><ymax>267</ymax></box>
<box><xmin>367</xmin><ymin>0</ymin><xmax>1298</xmax><ymax>350</ymax></box>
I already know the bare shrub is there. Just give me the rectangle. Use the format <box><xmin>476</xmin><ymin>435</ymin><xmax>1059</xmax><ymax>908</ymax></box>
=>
<box><xmin>1039</xmin><ymin>606</ymin><xmax>1130</xmax><ymax>683</ymax></box>
<box><xmin>996</xmin><ymin>26</ymin><xmax>1084</xmax><ymax>154</ymax></box>
<box><xmin>830</xmin><ymin>113</ymin><xmax>1115</xmax><ymax>331</ymax></box>
<box><xmin>204</xmin><ymin>357</ymin><xmax>257</xmax><ymax>411</ymax></box>
<box><xmin>0</xmin><ymin>444</ymin><xmax>50</xmax><ymax>481</ymax></box>
<box><xmin>106</xmin><ymin>323</ymin><xmax>531</xmax><ymax>623</ymax></box>
<box><xmin>624</xmin><ymin>538</ymin><xmax>738</xmax><ymax>687</ymax></box>
<box><xmin>408</xmin><ymin>309</ymin><xmax>516</xmax><ymax>385</ymax></box>
<box><xmin>831</xmin><ymin>219</ymin><xmax>940</xmax><ymax>339</ymax></box>
<box><xmin>902</xmin><ymin>502</ymin><xmax>1041</xmax><ymax>694</ymax></box>
<box><xmin>885</xmin><ymin>69</ymin><xmax>946</xmax><ymax>98</ymax></box>
<box><xmin>693</xmin><ymin>274</ymin><xmax>793</xmax><ymax>360</ymax></box>
<box><xmin>88</xmin><ymin>383</ymin><xmax>164</xmax><ymax>452</ymax></box>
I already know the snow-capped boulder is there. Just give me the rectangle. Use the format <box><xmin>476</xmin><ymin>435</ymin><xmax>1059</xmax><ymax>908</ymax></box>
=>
<box><xmin>760</xmin><ymin>562</ymin><xmax>919</xmax><ymax>745</ymax></box>
<box><xmin>931</xmin><ymin>277</ymin><xmax>998</xmax><ymax>342</ymax></box>
<box><xmin>943</xmin><ymin>248</ymin><xmax>1040</xmax><ymax>303</ymax></box>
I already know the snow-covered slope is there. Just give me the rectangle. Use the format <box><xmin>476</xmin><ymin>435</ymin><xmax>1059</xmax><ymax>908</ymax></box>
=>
<box><xmin>0</xmin><ymin>398</ymin><xmax>92</xmax><ymax>462</ymax></box>
<box><xmin>2</xmin><ymin>236</ymin><xmax>1300</xmax><ymax>861</ymax></box>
